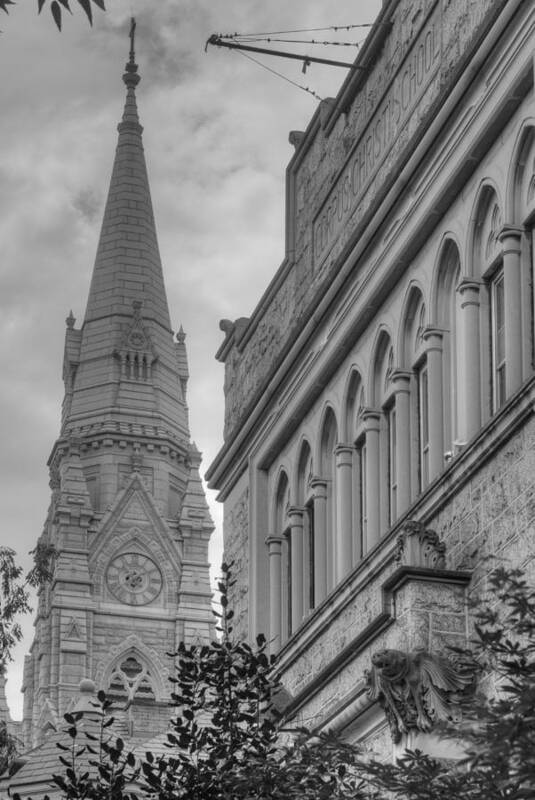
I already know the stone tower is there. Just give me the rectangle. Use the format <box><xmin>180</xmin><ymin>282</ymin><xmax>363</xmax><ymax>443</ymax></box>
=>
<box><xmin>21</xmin><ymin>23</ymin><xmax>214</xmax><ymax>749</ymax></box>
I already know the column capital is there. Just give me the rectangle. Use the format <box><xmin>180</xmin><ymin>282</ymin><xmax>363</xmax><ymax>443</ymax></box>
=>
<box><xmin>334</xmin><ymin>442</ymin><xmax>354</xmax><ymax>457</ymax></box>
<box><xmin>310</xmin><ymin>476</ymin><xmax>328</xmax><ymax>497</ymax></box>
<box><xmin>390</xmin><ymin>368</ymin><xmax>412</xmax><ymax>391</ymax></box>
<box><xmin>287</xmin><ymin>506</ymin><xmax>304</xmax><ymax>522</ymax></box>
<box><xmin>422</xmin><ymin>326</ymin><xmax>444</xmax><ymax>347</ymax></box>
<box><xmin>498</xmin><ymin>223</ymin><xmax>523</xmax><ymax>245</ymax></box>
<box><xmin>457</xmin><ymin>276</ymin><xmax>482</xmax><ymax>294</ymax></box>
<box><xmin>361</xmin><ymin>407</ymin><xmax>381</xmax><ymax>431</ymax></box>
<box><xmin>457</xmin><ymin>276</ymin><xmax>481</xmax><ymax>309</ymax></box>
<box><xmin>334</xmin><ymin>443</ymin><xmax>353</xmax><ymax>470</ymax></box>
<box><xmin>265</xmin><ymin>535</ymin><xmax>283</xmax><ymax>551</ymax></box>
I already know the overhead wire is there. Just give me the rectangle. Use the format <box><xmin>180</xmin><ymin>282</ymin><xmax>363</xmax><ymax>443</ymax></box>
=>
<box><xmin>210</xmin><ymin>20</ymin><xmax>374</xmax><ymax>101</ymax></box>
<box><xmin>218</xmin><ymin>23</ymin><xmax>373</xmax><ymax>38</ymax></box>
<box><xmin>236</xmin><ymin>49</ymin><xmax>323</xmax><ymax>102</ymax></box>
<box><xmin>229</xmin><ymin>37</ymin><xmax>362</xmax><ymax>47</ymax></box>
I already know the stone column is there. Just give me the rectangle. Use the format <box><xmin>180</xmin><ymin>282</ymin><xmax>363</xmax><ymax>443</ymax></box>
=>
<box><xmin>287</xmin><ymin>507</ymin><xmax>304</xmax><ymax>631</ymax></box>
<box><xmin>362</xmin><ymin>410</ymin><xmax>381</xmax><ymax>551</ymax></box>
<box><xmin>499</xmin><ymin>225</ymin><xmax>523</xmax><ymax>397</ymax></box>
<box><xmin>391</xmin><ymin>370</ymin><xmax>412</xmax><ymax>516</ymax></box>
<box><xmin>457</xmin><ymin>278</ymin><xmax>481</xmax><ymax>442</ymax></box>
<box><xmin>310</xmin><ymin>477</ymin><xmax>328</xmax><ymax>605</ymax></box>
<box><xmin>334</xmin><ymin>444</ymin><xmax>354</xmax><ymax>581</ymax></box>
<box><xmin>422</xmin><ymin>328</ymin><xmax>444</xmax><ymax>481</ymax></box>
<box><xmin>265</xmin><ymin>536</ymin><xmax>283</xmax><ymax>653</ymax></box>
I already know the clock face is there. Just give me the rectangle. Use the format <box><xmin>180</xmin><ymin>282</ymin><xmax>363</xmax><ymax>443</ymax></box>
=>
<box><xmin>106</xmin><ymin>552</ymin><xmax>162</xmax><ymax>605</ymax></box>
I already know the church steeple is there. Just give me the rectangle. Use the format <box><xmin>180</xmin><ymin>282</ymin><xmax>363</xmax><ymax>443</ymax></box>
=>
<box><xmin>62</xmin><ymin>18</ymin><xmax>186</xmax><ymax>440</ymax></box>
<box><xmin>22</xmin><ymin>23</ymin><xmax>214</xmax><ymax>751</ymax></box>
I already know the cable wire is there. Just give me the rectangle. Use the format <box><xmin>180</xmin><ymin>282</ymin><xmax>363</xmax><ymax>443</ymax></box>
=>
<box><xmin>219</xmin><ymin>23</ymin><xmax>373</xmax><ymax>38</ymax></box>
<box><xmin>231</xmin><ymin>37</ymin><xmax>362</xmax><ymax>47</ymax></box>
<box><xmin>236</xmin><ymin>49</ymin><xmax>323</xmax><ymax>102</ymax></box>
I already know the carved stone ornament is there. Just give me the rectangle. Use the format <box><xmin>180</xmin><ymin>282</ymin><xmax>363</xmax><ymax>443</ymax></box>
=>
<box><xmin>366</xmin><ymin>648</ymin><xmax>477</xmax><ymax>743</ymax></box>
<box><xmin>396</xmin><ymin>520</ymin><xmax>446</xmax><ymax>569</ymax></box>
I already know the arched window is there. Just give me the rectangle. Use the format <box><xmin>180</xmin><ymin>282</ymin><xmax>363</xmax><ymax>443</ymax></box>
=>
<box><xmin>319</xmin><ymin>408</ymin><xmax>338</xmax><ymax>593</ymax></box>
<box><xmin>345</xmin><ymin>371</ymin><xmax>365</xmax><ymax>564</ymax></box>
<box><xmin>435</xmin><ymin>240</ymin><xmax>462</xmax><ymax>459</ymax></box>
<box><xmin>372</xmin><ymin>334</ymin><xmax>395</xmax><ymax>531</ymax></box>
<box><xmin>296</xmin><ymin>441</ymin><xmax>314</xmax><ymax>613</ymax></box>
<box><xmin>401</xmin><ymin>289</ymin><xmax>427</xmax><ymax>492</ymax></box>
<box><xmin>108</xmin><ymin>654</ymin><xmax>156</xmax><ymax>707</ymax></box>
<box><xmin>509</xmin><ymin>124</ymin><xmax>535</xmax><ymax>385</ymax></box>
<box><xmin>472</xmin><ymin>187</ymin><xmax>503</xmax><ymax>417</ymax></box>
<box><xmin>274</xmin><ymin>472</ymin><xmax>291</xmax><ymax>641</ymax></box>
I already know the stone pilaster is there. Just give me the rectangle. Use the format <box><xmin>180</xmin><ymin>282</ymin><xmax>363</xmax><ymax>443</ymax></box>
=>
<box><xmin>422</xmin><ymin>328</ymin><xmax>444</xmax><ymax>480</ymax></box>
<box><xmin>334</xmin><ymin>444</ymin><xmax>354</xmax><ymax>581</ymax></box>
<box><xmin>287</xmin><ymin>507</ymin><xmax>305</xmax><ymax>631</ymax></box>
<box><xmin>391</xmin><ymin>371</ymin><xmax>412</xmax><ymax>516</ymax></box>
<box><xmin>310</xmin><ymin>477</ymin><xmax>328</xmax><ymax>605</ymax></box>
<box><xmin>457</xmin><ymin>278</ymin><xmax>481</xmax><ymax>442</ymax></box>
<box><xmin>266</xmin><ymin>535</ymin><xmax>283</xmax><ymax>653</ymax></box>
<box><xmin>362</xmin><ymin>410</ymin><xmax>381</xmax><ymax>551</ymax></box>
<box><xmin>499</xmin><ymin>225</ymin><xmax>524</xmax><ymax>396</ymax></box>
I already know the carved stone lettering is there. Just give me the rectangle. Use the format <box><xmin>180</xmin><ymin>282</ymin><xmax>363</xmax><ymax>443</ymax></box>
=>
<box><xmin>313</xmin><ymin>4</ymin><xmax>441</xmax><ymax>266</ymax></box>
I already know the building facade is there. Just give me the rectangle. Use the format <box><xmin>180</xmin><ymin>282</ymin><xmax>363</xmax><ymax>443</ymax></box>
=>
<box><xmin>19</xmin><ymin>36</ymin><xmax>214</xmax><ymax>752</ymax></box>
<box><xmin>207</xmin><ymin>0</ymin><xmax>535</xmax><ymax>754</ymax></box>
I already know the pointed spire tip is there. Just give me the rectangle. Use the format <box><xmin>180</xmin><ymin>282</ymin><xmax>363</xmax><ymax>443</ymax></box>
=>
<box><xmin>123</xmin><ymin>17</ymin><xmax>140</xmax><ymax>88</ymax></box>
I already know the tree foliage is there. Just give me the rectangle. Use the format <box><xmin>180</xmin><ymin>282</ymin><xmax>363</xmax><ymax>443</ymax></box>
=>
<box><xmin>139</xmin><ymin>562</ymin><xmax>368</xmax><ymax>800</ymax></box>
<box><xmin>11</xmin><ymin>563</ymin><xmax>535</xmax><ymax>799</ymax></box>
<box><xmin>0</xmin><ymin>542</ymin><xmax>56</xmax><ymax>670</ymax></box>
<box><xmin>0</xmin><ymin>0</ymin><xmax>105</xmax><ymax>31</ymax></box>
<box><xmin>364</xmin><ymin>566</ymin><xmax>535</xmax><ymax>799</ymax></box>
<box><xmin>0</xmin><ymin>542</ymin><xmax>55</xmax><ymax>777</ymax></box>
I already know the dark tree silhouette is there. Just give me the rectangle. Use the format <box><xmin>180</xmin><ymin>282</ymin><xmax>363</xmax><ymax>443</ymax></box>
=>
<box><xmin>0</xmin><ymin>0</ymin><xmax>105</xmax><ymax>30</ymax></box>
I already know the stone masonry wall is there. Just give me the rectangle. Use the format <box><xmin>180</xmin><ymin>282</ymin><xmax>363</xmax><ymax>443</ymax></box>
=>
<box><xmin>223</xmin><ymin>482</ymin><xmax>250</xmax><ymax>638</ymax></box>
<box><xmin>280</xmin><ymin>414</ymin><xmax>535</xmax><ymax>735</ymax></box>
<box><xmin>221</xmin><ymin>0</ymin><xmax>505</xmax><ymax>438</ymax></box>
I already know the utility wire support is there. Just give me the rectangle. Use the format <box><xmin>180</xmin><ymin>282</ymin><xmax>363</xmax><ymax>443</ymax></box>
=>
<box><xmin>205</xmin><ymin>34</ymin><xmax>365</xmax><ymax>72</ymax></box>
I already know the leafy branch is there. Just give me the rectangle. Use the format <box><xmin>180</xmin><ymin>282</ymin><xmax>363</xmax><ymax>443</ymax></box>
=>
<box><xmin>0</xmin><ymin>542</ymin><xmax>56</xmax><ymax>669</ymax></box>
<box><xmin>0</xmin><ymin>0</ymin><xmax>105</xmax><ymax>31</ymax></box>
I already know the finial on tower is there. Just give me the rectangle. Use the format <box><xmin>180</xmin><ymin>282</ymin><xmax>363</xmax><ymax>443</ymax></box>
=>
<box><xmin>123</xmin><ymin>17</ymin><xmax>140</xmax><ymax>88</ymax></box>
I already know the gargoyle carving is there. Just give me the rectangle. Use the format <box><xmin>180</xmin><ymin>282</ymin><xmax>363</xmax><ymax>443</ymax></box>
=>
<box><xmin>396</xmin><ymin>520</ymin><xmax>446</xmax><ymax>569</ymax></box>
<box><xmin>366</xmin><ymin>648</ymin><xmax>476</xmax><ymax>743</ymax></box>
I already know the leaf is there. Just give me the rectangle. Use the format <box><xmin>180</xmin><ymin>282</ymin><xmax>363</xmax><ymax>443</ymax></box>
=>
<box><xmin>50</xmin><ymin>0</ymin><xmax>62</xmax><ymax>28</ymax></box>
<box><xmin>77</xmin><ymin>0</ymin><xmax>92</xmax><ymax>24</ymax></box>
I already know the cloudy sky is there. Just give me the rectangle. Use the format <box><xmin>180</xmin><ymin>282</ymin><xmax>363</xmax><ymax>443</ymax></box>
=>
<box><xmin>0</xmin><ymin>0</ymin><xmax>381</xmax><ymax>717</ymax></box>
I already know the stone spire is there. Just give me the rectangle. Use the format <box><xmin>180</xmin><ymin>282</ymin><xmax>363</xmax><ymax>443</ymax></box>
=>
<box><xmin>61</xmin><ymin>19</ymin><xmax>188</xmax><ymax>440</ymax></box>
<box><xmin>22</xmin><ymin>22</ymin><xmax>214</xmax><ymax>751</ymax></box>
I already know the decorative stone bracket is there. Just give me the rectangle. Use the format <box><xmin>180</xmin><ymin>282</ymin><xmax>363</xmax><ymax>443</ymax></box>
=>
<box><xmin>367</xmin><ymin>520</ymin><xmax>476</xmax><ymax>742</ymax></box>
<box><xmin>275</xmin><ymin>519</ymin><xmax>473</xmax><ymax>739</ymax></box>
<box><xmin>396</xmin><ymin>519</ymin><xmax>446</xmax><ymax>569</ymax></box>
<box><xmin>366</xmin><ymin>647</ymin><xmax>478</xmax><ymax>743</ymax></box>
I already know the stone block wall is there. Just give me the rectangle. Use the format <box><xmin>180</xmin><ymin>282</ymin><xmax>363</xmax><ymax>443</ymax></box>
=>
<box><xmin>223</xmin><ymin>481</ymin><xmax>250</xmax><ymax>637</ymax></box>
<box><xmin>219</xmin><ymin>0</ymin><xmax>506</xmax><ymax>439</ymax></box>
<box><xmin>277</xmin><ymin>412</ymin><xmax>535</xmax><ymax>742</ymax></box>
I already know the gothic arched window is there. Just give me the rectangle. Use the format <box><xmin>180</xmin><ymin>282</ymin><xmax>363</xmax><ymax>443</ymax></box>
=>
<box><xmin>107</xmin><ymin>655</ymin><xmax>156</xmax><ymax>706</ymax></box>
